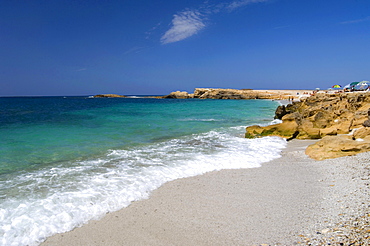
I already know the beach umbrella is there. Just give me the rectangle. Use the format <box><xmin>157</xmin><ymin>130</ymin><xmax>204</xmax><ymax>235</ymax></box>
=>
<box><xmin>343</xmin><ymin>83</ymin><xmax>351</xmax><ymax>89</ymax></box>
<box><xmin>332</xmin><ymin>84</ymin><xmax>342</xmax><ymax>89</ymax></box>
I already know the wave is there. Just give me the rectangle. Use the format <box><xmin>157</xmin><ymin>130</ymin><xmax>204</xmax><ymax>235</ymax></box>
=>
<box><xmin>0</xmin><ymin>128</ymin><xmax>286</xmax><ymax>246</ymax></box>
<box><xmin>177</xmin><ymin>118</ymin><xmax>222</xmax><ymax>122</ymax></box>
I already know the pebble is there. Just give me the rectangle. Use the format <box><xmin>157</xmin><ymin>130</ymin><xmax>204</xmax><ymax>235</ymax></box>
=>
<box><xmin>297</xmin><ymin>152</ymin><xmax>370</xmax><ymax>245</ymax></box>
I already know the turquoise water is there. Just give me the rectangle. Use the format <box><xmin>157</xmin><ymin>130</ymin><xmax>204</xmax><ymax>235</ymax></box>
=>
<box><xmin>0</xmin><ymin>97</ymin><xmax>286</xmax><ymax>245</ymax></box>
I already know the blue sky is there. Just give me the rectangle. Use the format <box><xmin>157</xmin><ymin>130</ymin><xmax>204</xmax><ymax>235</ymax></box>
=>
<box><xmin>1</xmin><ymin>0</ymin><xmax>369</xmax><ymax>96</ymax></box>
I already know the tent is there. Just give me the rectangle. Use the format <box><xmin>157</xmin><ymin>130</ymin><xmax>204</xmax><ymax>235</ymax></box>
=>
<box><xmin>343</xmin><ymin>81</ymin><xmax>360</xmax><ymax>90</ymax></box>
<box><xmin>354</xmin><ymin>81</ymin><xmax>370</xmax><ymax>91</ymax></box>
<box><xmin>332</xmin><ymin>84</ymin><xmax>342</xmax><ymax>89</ymax></box>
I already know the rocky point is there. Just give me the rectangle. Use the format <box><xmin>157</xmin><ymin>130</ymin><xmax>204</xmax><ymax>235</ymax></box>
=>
<box><xmin>245</xmin><ymin>92</ymin><xmax>370</xmax><ymax>160</ymax></box>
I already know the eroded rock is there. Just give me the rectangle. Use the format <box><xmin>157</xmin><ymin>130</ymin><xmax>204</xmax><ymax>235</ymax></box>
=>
<box><xmin>164</xmin><ymin>88</ymin><xmax>313</xmax><ymax>100</ymax></box>
<box><xmin>247</xmin><ymin>92</ymin><xmax>370</xmax><ymax>159</ymax></box>
<box><xmin>163</xmin><ymin>91</ymin><xmax>193</xmax><ymax>99</ymax></box>
<box><xmin>246</xmin><ymin>92</ymin><xmax>370</xmax><ymax>140</ymax></box>
<box><xmin>305</xmin><ymin>134</ymin><xmax>370</xmax><ymax>160</ymax></box>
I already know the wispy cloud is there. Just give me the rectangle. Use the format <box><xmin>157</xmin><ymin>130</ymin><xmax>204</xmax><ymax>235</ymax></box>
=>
<box><xmin>145</xmin><ymin>22</ymin><xmax>162</xmax><ymax>40</ymax></box>
<box><xmin>160</xmin><ymin>0</ymin><xmax>270</xmax><ymax>44</ymax></box>
<box><xmin>226</xmin><ymin>0</ymin><xmax>269</xmax><ymax>11</ymax></box>
<box><xmin>76</xmin><ymin>68</ymin><xmax>87</xmax><ymax>72</ymax></box>
<box><xmin>124</xmin><ymin>46</ymin><xmax>146</xmax><ymax>55</ymax></box>
<box><xmin>161</xmin><ymin>10</ymin><xmax>206</xmax><ymax>44</ymax></box>
<box><xmin>341</xmin><ymin>16</ymin><xmax>370</xmax><ymax>24</ymax></box>
<box><xmin>273</xmin><ymin>24</ymin><xmax>295</xmax><ymax>30</ymax></box>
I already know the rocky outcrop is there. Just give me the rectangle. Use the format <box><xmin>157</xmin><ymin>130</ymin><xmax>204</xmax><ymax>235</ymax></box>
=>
<box><xmin>246</xmin><ymin>92</ymin><xmax>370</xmax><ymax>160</ymax></box>
<box><xmin>163</xmin><ymin>88</ymin><xmax>313</xmax><ymax>100</ymax></box>
<box><xmin>193</xmin><ymin>88</ymin><xmax>253</xmax><ymax>99</ymax></box>
<box><xmin>93</xmin><ymin>94</ymin><xmax>126</xmax><ymax>98</ymax></box>
<box><xmin>362</xmin><ymin>109</ymin><xmax>370</xmax><ymax>127</ymax></box>
<box><xmin>162</xmin><ymin>91</ymin><xmax>194</xmax><ymax>99</ymax></box>
<box><xmin>193</xmin><ymin>88</ymin><xmax>312</xmax><ymax>100</ymax></box>
<box><xmin>245</xmin><ymin>114</ymin><xmax>299</xmax><ymax>140</ymax></box>
<box><xmin>305</xmin><ymin>135</ymin><xmax>370</xmax><ymax>160</ymax></box>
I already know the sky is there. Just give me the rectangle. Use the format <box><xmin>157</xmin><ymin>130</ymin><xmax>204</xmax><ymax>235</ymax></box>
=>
<box><xmin>1</xmin><ymin>0</ymin><xmax>369</xmax><ymax>96</ymax></box>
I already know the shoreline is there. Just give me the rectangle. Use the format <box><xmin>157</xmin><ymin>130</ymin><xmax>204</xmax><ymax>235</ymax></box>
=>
<box><xmin>42</xmin><ymin>139</ymin><xmax>369</xmax><ymax>245</ymax></box>
<box><xmin>163</xmin><ymin>88</ymin><xmax>315</xmax><ymax>100</ymax></box>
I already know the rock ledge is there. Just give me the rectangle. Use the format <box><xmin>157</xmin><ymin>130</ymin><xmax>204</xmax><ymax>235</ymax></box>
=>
<box><xmin>245</xmin><ymin>92</ymin><xmax>370</xmax><ymax>160</ymax></box>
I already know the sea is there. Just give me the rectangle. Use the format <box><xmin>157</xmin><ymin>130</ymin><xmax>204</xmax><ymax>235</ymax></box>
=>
<box><xmin>0</xmin><ymin>96</ymin><xmax>286</xmax><ymax>246</ymax></box>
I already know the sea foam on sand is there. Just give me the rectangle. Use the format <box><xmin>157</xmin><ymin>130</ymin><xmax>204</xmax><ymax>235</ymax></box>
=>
<box><xmin>1</xmin><ymin>131</ymin><xmax>286</xmax><ymax>246</ymax></box>
<box><xmin>42</xmin><ymin>139</ymin><xmax>370</xmax><ymax>245</ymax></box>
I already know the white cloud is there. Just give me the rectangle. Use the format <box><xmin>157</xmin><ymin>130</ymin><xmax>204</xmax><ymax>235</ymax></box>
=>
<box><xmin>160</xmin><ymin>0</ymin><xmax>270</xmax><ymax>44</ymax></box>
<box><xmin>226</xmin><ymin>0</ymin><xmax>269</xmax><ymax>11</ymax></box>
<box><xmin>341</xmin><ymin>16</ymin><xmax>370</xmax><ymax>24</ymax></box>
<box><xmin>160</xmin><ymin>10</ymin><xmax>206</xmax><ymax>44</ymax></box>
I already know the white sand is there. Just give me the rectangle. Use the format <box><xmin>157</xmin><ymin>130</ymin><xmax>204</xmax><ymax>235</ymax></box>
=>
<box><xmin>42</xmin><ymin>139</ymin><xmax>369</xmax><ymax>245</ymax></box>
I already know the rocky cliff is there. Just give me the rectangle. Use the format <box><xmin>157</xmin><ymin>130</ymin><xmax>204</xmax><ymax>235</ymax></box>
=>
<box><xmin>245</xmin><ymin>92</ymin><xmax>370</xmax><ymax>160</ymax></box>
<box><xmin>193</xmin><ymin>88</ymin><xmax>259</xmax><ymax>99</ymax></box>
<box><xmin>163</xmin><ymin>88</ymin><xmax>313</xmax><ymax>100</ymax></box>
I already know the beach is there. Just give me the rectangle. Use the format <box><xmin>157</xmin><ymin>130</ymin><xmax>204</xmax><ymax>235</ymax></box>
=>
<box><xmin>1</xmin><ymin>97</ymin><xmax>286</xmax><ymax>245</ymax></box>
<box><xmin>42</xmin><ymin>139</ymin><xmax>369</xmax><ymax>245</ymax></box>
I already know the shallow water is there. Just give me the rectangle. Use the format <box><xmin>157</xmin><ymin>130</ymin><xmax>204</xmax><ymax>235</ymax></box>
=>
<box><xmin>0</xmin><ymin>97</ymin><xmax>286</xmax><ymax>245</ymax></box>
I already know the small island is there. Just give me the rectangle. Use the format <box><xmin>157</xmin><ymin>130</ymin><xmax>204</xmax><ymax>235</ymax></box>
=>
<box><xmin>93</xmin><ymin>94</ymin><xmax>127</xmax><ymax>98</ymax></box>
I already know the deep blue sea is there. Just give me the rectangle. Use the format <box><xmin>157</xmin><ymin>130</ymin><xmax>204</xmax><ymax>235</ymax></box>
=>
<box><xmin>0</xmin><ymin>96</ymin><xmax>286</xmax><ymax>245</ymax></box>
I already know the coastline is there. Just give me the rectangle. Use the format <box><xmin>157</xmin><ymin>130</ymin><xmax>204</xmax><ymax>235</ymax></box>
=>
<box><xmin>42</xmin><ymin>139</ymin><xmax>369</xmax><ymax>245</ymax></box>
<box><xmin>162</xmin><ymin>88</ymin><xmax>314</xmax><ymax>100</ymax></box>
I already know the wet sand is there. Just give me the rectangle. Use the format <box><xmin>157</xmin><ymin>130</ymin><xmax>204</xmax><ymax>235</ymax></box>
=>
<box><xmin>42</xmin><ymin>139</ymin><xmax>369</xmax><ymax>245</ymax></box>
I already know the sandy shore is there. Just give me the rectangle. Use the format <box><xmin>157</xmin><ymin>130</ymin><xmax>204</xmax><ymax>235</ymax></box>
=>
<box><xmin>42</xmin><ymin>139</ymin><xmax>369</xmax><ymax>245</ymax></box>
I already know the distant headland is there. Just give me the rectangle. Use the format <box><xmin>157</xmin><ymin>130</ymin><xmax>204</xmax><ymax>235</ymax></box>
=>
<box><xmin>92</xmin><ymin>94</ymin><xmax>127</xmax><ymax>98</ymax></box>
<box><xmin>93</xmin><ymin>88</ymin><xmax>314</xmax><ymax>100</ymax></box>
<box><xmin>162</xmin><ymin>88</ymin><xmax>315</xmax><ymax>100</ymax></box>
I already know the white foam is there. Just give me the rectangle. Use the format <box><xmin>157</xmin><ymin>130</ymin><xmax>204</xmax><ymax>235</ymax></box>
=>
<box><xmin>268</xmin><ymin>119</ymin><xmax>283</xmax><ymax>125</ymax></box>
<box><xmin>0</xmin><ymin>130</ymin><xmax>286</xmax><ymax>246</ymax></box>
<box><xmin>178</xmin><ymin>118</ymin><xmax>221</xmax><ymax>122</ymax></box>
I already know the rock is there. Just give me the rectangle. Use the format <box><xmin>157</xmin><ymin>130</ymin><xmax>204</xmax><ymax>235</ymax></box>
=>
<box><xmin>319</xmin><ymin>126</ymin><xmax>338</xmax><ymax>137</ymax></box>
<box><xmin>321</xmin><ymin>228</ymin><xmax>331</xmax><ymax>234</ymax></box>
<box><xmin>312</xmin><ymin>110</ymin><xmax>331</xmax><ymax>128</ymax></box>
<box><xmin>297</xmin><ymin>120</ymin><xmax>321</xmax><ymax>139</ymax></box>
<box><xmin>245</xmin><ymin>125</ymin><xmax>265</xmax><ymax>138</ymax></box>
<box><xmin>335</xmin><ymin>120</ymin><xmax>353</xmax><ymax>134</ymax></box>
<box><xmin>193</xmin><ymin>88</ymin><xmax>252</xmax><ymax>99</ymax></box>
<box><xmin>163</xmin><ymin>91</ymin><xmax>193</xmax><ymax>99</ymax></box>
<box><xmin>363</xmin><ymin>119</ymin><xmax>370</xmax><ymax>127</ymax></box>
<box><xmin>93</xmin><ymin>94</ymin><xmax>126</xmax><ymax>98</ymax></box>
<box><xmin>164</xmin><ymin>88</ymin><xmax>313</xmax><ymax>100</ymax></box>
<box><xmin>274</xmin><ymin>105</ymin><xmax>287</xmax><ymax>119</ymax></box>
<box><xmin>245</xmin><ymin>117</ymin><xmax>298</xmax><ymax>139</ymax></box>
<box><xmin>305</xmin><ymin>135</ymin><xmax>370</xmax><ymax>160</ymax></box>
<box><xmin>246</xmin><ymin>92</ymin><xmax>370</xmax><ymax>159</ymax></box>
<box><xmin>246</xmin><ymin>92</ymin><xmax>370</xmax><ymax>140</ymax></box>
<box><xmin>353</xmin><ymin>127</ymin><xmax>370</xmax><ymax>139</ymax></box>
